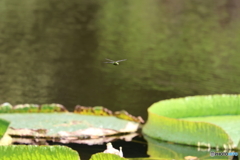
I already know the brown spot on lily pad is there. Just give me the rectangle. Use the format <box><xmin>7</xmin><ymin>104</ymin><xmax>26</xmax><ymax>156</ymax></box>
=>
<box><xmin>114</xmin><ymin>110</ymin><xmax>144</xmax><ymax>123</ymax></box>
<box><xmin>74</xmin><ymin>105</ymin><xmax>112</xmax><ymax>116</ymax></box>
<box><xmin>40</xmin><ymin>104</ymin><xmax>68</xmax><ymax>112</ymax></box>
<box><xmin>74</xmin><ymin>106</ymin><xmax>144</xmax><ymax>123</ymax></box>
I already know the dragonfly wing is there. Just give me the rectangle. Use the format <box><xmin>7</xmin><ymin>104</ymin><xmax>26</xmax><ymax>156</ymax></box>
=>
<box><xmin>116</xmin><ymin>59</ymin><xmax>127</xmax><ymax>62</ymax></box>
<box><xmin>104</xmin><ymin>62</ymin><xmax>114</xmax><ymax>63</ymax></box>
<box><xmin>105</xmin><ymin>58</ymin><xmax>115</xmax><ymax>62</ymax></box>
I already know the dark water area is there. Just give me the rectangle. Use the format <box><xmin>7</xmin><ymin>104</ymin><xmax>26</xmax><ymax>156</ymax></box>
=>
<box><xmin>1</xmin><ymin>0</ymin><xmax>240</xmax><ymax>120</ymax></box>
<box><xmin>47</xmin><ymin>136</ymin><xmax>149</xmax><ymax>160</ymax></box>
<box><xmin>1</xmin><ymin>1</ymin><xmax>240</xmax><ymax>159</ymax></box>
<box><xmin>14</xmin><ymin>135</ymin><xmax>240</xmax><ymax>160</ymax></box>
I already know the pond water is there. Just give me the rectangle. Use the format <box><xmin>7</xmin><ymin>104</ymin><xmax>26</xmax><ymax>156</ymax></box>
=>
<box><xmin>14</xmin><ymin>135</ymin><xmax>239</xmax><ymax>160</ymax></box>
<box><xmin>48</xmin><ymin>135</ymin><xmax>149</xmax><ymax>160</ymax></box>
<box><xmin>1</xmin><ymin>0</ymin><xmax>240</xmax><ymax>159</ymax></box>
<box><xmin>1</xmin><ymin>0</ymin><xmax>240</xmax><ymax>120</ymax></box>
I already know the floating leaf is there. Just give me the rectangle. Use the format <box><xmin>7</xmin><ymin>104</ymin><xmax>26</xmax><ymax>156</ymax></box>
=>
<box><xmin>0</xmin><ymin>145</ymin><xmax>80</xmax><ymax>160</ymax></box>
<box><xmin>0</xmin><ymin>103</ymin><xmax>144</xmax><ymax>123</ymax></box>
<box><xmin>180</xmin><ymin>115</ymin><xmax>240</xmax><ymax>150</ymax></box>
<box><xmin>143</xmin><ymin>95</ymin><xmax>240</xmax><ymax>150</ymax></box>
<box><xmin>0</xmin><ymin>113</ymin><xmax>139</xmax><ymax>140</ymax></box>
<box><xmin>0</xmin><ymin>103</ymin><xmax>141</xmax><ymax>144</ymax></box>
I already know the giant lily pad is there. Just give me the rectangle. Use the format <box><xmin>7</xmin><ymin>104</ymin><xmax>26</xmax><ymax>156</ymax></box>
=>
<box><xmin>0</xmin><ymin>103</ymin><xmax>141</xmax><ymax>142</ymax></box>
<box><xmin>1</xmin><ymin>113</ymin><xmax>139</xmax><ymax>138</ymax></box>
<box><xmin>143</xmin><ymin>95</ymin><xmax>240</xmax><ymax>150</ymax></box>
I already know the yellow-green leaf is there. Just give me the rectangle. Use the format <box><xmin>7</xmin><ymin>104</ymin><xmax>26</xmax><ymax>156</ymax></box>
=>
<box><xmin>143</xmin><ymin>95</ymin><xmax>240</xmax><ymax>150</ymax></box>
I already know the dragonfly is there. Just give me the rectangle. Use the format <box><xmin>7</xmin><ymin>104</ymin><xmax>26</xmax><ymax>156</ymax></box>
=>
<box><xmin>104</xmin><ymin>58</ymin><xmax>127</xmax><ymax>65</ymax></box>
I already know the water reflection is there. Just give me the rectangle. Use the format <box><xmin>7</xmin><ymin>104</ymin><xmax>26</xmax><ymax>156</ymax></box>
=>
<box><xmin>1</xmin><ymin>0</ymin><xmax>240</xmax><ymax>121</ymax></box>
<box><xmin>13</xmin><ymin>134</ymin><xmax>239</xmax><ymax>160</ymax></box>
<box><xmin>144</xmin><ymin>135</ymin><xmax>236</xmax><ymax>160</ymax></box>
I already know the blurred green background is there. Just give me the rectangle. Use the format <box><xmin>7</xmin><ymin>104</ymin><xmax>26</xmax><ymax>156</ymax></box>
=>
<box><xmin>0</xmin><ymin>0</ymin><xmax>240</xmax><ymax>120</ymax></box>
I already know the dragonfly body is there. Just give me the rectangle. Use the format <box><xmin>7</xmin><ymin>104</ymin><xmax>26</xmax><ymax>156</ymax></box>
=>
<box><xmin>104</xmin><ymin>58</ymin><xmax>127</xmax><ymax>65</ymax></box>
